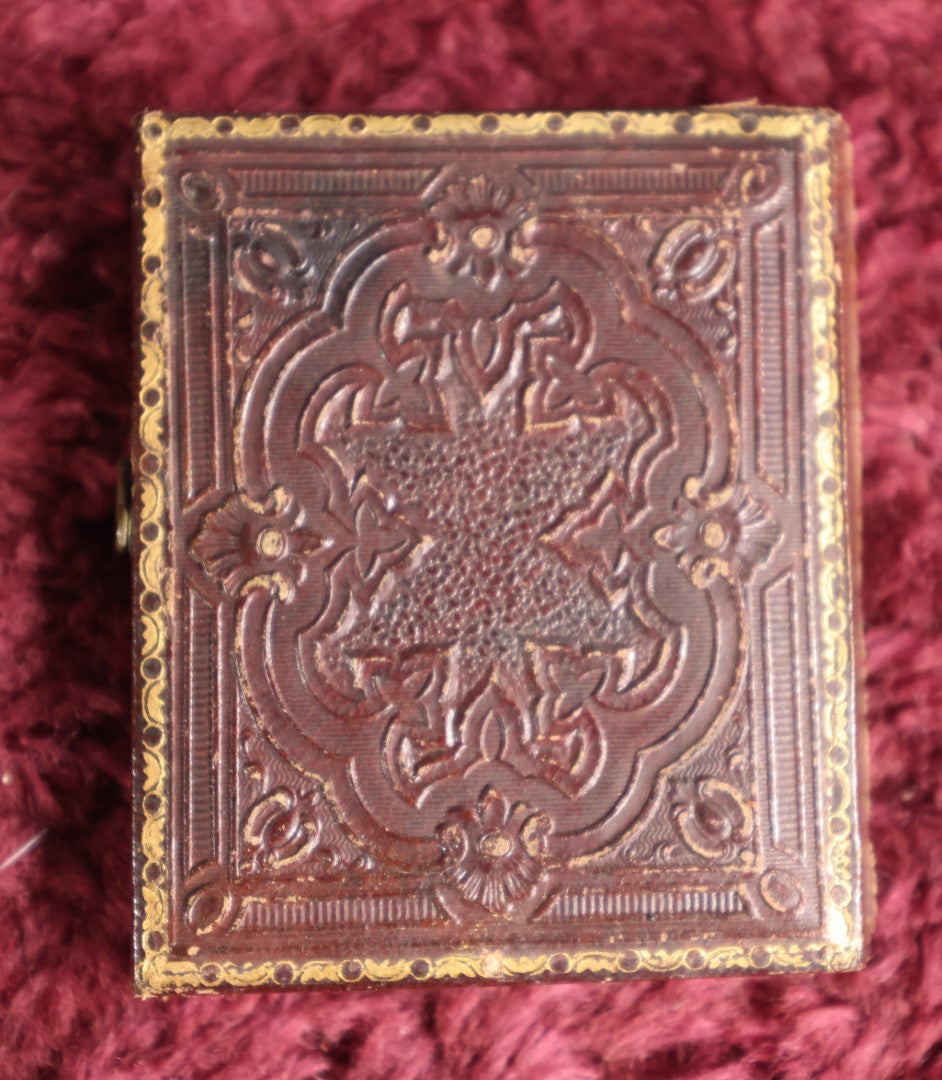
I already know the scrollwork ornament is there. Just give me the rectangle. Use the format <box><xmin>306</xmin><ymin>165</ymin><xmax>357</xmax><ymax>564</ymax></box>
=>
<box><xmin>671</xmin><ymin>778</ymin><xmax>754</xmax><ymax>861</ymax></box>
<box><xmin>240</xmin><ymin>784</ymin><xmax>371</xmax><ymax>875</ymax></box>
<box><xmin>738</xmin><ymin>159</ymin><xmax>781</xmax><ymax>206</ymax></box>
<box><xmin>233</xmin><ymin>221</ymin><xmax>309</xmax><ymax>304</ymax></box>
<box><xmin>650</xmin><ymin>218</ymin><xmax>738</xmax><ymax>357</ymax></box>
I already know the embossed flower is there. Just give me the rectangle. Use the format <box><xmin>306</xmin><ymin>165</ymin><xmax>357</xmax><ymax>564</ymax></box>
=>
<box><xmin>429</xmin><ymin>176</ymin><xmax>531</xmax><ymax>286</ymax></box>
<box><xmin>654</xmin><ymin>484</ymin><xmax>780</xmax><ymax>585</ymax></box>
<box><xmin>437</xmin><ymin>787</ymin><xmax>550</xmax><ymax>914</ymax></box>
<box><xmin>191</xmin><ymin>486</ymin><xmax>321</xmax><ymax>599</ymax></box>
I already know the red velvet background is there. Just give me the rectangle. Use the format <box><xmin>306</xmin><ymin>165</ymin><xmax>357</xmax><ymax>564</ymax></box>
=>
<box><xmin>1</xmin><ymin>1</ymin><xmax>940</xmax><ymax>1077</ymax></box>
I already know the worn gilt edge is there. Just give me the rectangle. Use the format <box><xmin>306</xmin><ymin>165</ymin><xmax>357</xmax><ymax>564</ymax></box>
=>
<box><xmin>142</xmin><ymin>106</ymin><xmax>828</xmax><ymax>144</ymax></box>
<box><xmin>803</xmin><ymin>116</ymin><xmax>864</xmax><ymax>957</ymax></box>
<box><xmin>140</xmin><ymin>941</ymin><xmax>861</xmax><ymax>996</ymax></box>
<box><xmin>134</xmin><ymin>108</ymin><xmax>862</xmax><ymax>996</ymax></box>
<box><xmin>136</xmin><ymin>112</ymin><xmax>171</xmax><ymax>995</ymax></box>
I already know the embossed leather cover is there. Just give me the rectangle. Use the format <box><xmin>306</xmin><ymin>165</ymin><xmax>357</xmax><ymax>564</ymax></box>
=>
<box><xmin>133</xmin><ymin>109</ymin><xmax>870</xmax><ymax>995</ymax></box>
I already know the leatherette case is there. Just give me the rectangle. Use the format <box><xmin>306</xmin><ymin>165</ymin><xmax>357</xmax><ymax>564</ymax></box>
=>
<box><xmin>132</xmin><ymin>108</ymin><xmax>871</xmax><ymax>995</ymax></box>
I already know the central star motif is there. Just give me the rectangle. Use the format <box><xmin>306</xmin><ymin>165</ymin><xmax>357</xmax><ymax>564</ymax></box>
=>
<box><xmin>332</xmin><ymin>407</ymin><xmax>654</xmax><ymax>701</ymax></box>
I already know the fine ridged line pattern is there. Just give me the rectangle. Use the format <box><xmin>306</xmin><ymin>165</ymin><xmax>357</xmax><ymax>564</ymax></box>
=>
<box><xmin>754</xmin><ymin>216</ymin><xmax>788</xmax><ymax>494</ymax></box>
<box><xmin>240</xmin><ymin>894</ymin><xmax>444</xmax><ymax>931</ymax></box>
<box><xmin>232</xmin><ymin>167</ymin><xmax>435</xmax><ymax>197</ymax></box>
<box><xmin>762</xmin><ymin>571</ymin><xmax>802</xmax><ymax>857</ymax></box>
<box><xmin>542</xmin><ymin>888</ymin><xmax>745</xmax><ymax>922</ymax></box>
<box><xmin>186</xmin><ymin>587</ymin><xmax>216</xmax><ymax>870</ymax></box>
<box><xmin>522</xmin><ymin>165</ymin><xmax>730</xmax><ymax>196</ymax></box>
<box><xmin>181</xmin><ymin>230</ymin><xmax>214</xmax><ymax>501</ymax></box>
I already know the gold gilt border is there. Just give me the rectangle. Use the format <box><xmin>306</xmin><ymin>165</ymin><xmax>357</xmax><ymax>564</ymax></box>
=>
<box><xmin>134</xmin><ymin>108</ymin><xmax>866</xmax><ymax>996</ymax></box>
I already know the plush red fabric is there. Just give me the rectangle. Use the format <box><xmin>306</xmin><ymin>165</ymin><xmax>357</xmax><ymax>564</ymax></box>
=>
<box><xmin>0</xmin><ymin>0</ymin><xmax>940</xmax><ymax>1076</ymax></box>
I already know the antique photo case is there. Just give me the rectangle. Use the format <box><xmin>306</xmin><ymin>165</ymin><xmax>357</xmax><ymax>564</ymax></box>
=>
<box><xmin>133</xmin><ymin>108</ymin><xmax>870</xmax><ymax>995</ymax></box>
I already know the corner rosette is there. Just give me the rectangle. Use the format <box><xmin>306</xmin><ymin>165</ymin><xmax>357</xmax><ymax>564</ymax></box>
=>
<box><xmin>654</xmin><ymin>483</ymin><xmax>780</xmax><ymax>587</ymax></box>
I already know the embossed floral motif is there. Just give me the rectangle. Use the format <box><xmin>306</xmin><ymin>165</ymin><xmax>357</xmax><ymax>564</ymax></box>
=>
<box><xmin>192</xmin><ymin>482</ymin><xmax>416</xmax><ymax>602</ymax></box>
<box><xmin>241</xmin><ymin>784</ymin><xmax>369</xmax><ymax>875</ymax></box>
<box><xmin>233</xmin><ymin>221</ymin><xmax>309</xmax><ymax>303</ymax></box>
<box><xmin>570</xmin><ymin>499</ymin><xmax>636</xmax><ymax>578</ymax></box>
<box><xmin>366</xmin><ymin>277</ymin><xmax>641</xmax><ymax>426</ymax></box>
<box><xmin>437</xmin><ymin>787</ymin><xmax>551</xmax><ymax>914</ymax></box>
<box><xmin>651</xmin><ymin>219</ymin><xmax>734</xmax><ymax>304</ymax></box>
<box><xmin>670</xmin><ymin>778</ymin><xmax>754</xmax><ymax>861</ymax></box>
<box><xmin>351</xmin><ymin>490</ymin><xmax>415</xmax><ymax>579</ymax></box>
<box><xmin>620</xmin><ymin>710</ymin><xmax>753</xmax><ymax>868</ymax></box>
<box><xmin>650</xmin><ymin>218</ymin><xmax>737</xmax><ymax>355</ymax></box>
<box><xmin>191</xmin><ymin>486</ymin><xmax>322</xmax><ymax>599</ymax></box>
<box><xmin>654</xmin><ymin>484</ymin><xmax>780</xmax><ymax>586</ymax></box>
<box><xmin>429</xmin><ymin>176</ymin><xmax>531</xmax><ymax>286</ymax></box>
<box><xmin>375</xmin><ymin>648</ymin><xmax>627</xmax><ymax>804</ymax></box>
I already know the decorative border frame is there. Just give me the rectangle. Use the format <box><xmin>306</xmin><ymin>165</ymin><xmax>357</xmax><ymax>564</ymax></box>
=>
<box><xmin>134</xmin><ymin>108</ymin><xmax>868</xmax><ymax>996</ymax></box>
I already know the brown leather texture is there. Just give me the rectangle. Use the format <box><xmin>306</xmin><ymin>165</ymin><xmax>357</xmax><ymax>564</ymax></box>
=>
<box><xmin>132</xmin><ymin>110</ymin><xmax>869</xmax><ymax>994</ymax></box>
